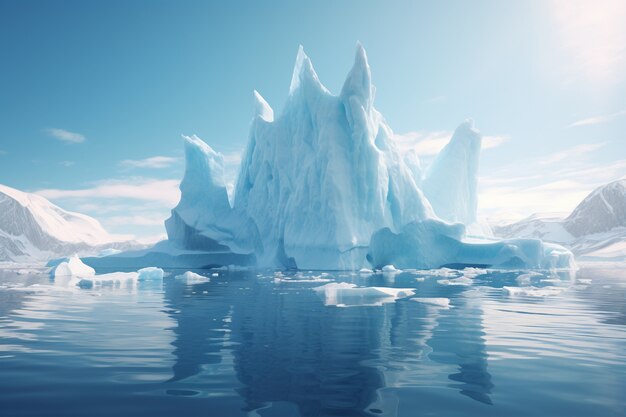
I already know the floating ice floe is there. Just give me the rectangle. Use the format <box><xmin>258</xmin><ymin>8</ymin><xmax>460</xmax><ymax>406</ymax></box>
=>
<box><xmin>313</xmin><ymin>282</ymin><xmax>415</xmax><ymax>307</ymax></box>
<box><xmin>381</xmin><ymin>264</ymin><xmax>401</xmax><ymax>273</ymax></box>
<box><xmin>75</xmin><ymin>267</ymin><xmax>164</xmax><ymax>288</ymax></box>
<box><xmin>175</xmin><ymin>271</ymin><xmax>211</xmax><ymax>283</ymax></box>
<box><xmin>437</xmin><ymin>276</ymin><xmax>473</xmax><ymax>286</ymax></box>
<box><xmin>137</xmin><ymin>267</ymin><xmax>164</xmax><ymax>281</ymax></box>
<box><xmin>502</xmin><ymin>286</ymin><xmax>565</xmax><ymax>297</ymax></box>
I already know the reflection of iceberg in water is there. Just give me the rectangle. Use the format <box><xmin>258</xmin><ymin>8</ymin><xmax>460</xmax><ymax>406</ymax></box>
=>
<box><xmin>162</xmin><ymin>273</ymin><xmax>495</xmax><ymax>414</ymax></box>
<box><xmin>428</xmin><ymin>289</ymin><xmax>493</xmax><ymax>405</ymax></box>
<box><xmin>162</xmin><ymin>278</ymin><xmax>235</xmax><ymax>382</ymax></box>
<box><xmin>230</xmin><ymin>281</ymin><xmax>386</xmax><ymax>416</ymax></box>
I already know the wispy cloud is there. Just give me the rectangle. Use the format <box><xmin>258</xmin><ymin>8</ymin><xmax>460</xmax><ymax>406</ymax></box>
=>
<box><xmin>105</xmin><ymin>214</ymin><xmax>167</xmax><ymax>226</ymax></box>
<box><xmin>35</xmin><ymin>177</ymin><xmax>181</xmax><ymax>240</ymax></box>
<box><xmin>0</xmin><ymin>150</ymin><xmax>6</xmax><ymax>155</ymax></box>
<box><xmin>480</xmin><ymin>179</ymin><xmax>591</xmax><ymax>221</ymax></box>
<box><xmin>538</xmin><ymin>142</ymin><xmax>606</xmax><ymax>165</ymax></box>
<box><xmin>120</xmin><ymin>156</ymin><xmax>180</xmax><ymax>169</ymax></box>
<box><xmin>568</xmin><ymin>109</ymin><xmax>626</xmax><ymax>127</ymax></box>
<box><xmin>394</xmin><ymin>131</ymin><xmax>509</xmax><ymax>156</ymax></box>
<box><xmin>36</xmin><ymin>177</ymin><xmax>180</xmax><ymax>206</ymax></box>
<box><xmin>479</xmin><ymin>142</ymin><xmax>625</xmax><ymax>222</ymax></box>
<box><xmin>44</xmin><ymin>128</ymin><xmax>86</xmax><ymax>144</ymax></box>
<box><xmin>59</xmin><ymin>160</ymin><xmax>75</xmax><ymax>167</ymax></box>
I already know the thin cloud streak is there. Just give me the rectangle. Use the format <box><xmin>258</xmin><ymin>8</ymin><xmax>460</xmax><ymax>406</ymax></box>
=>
<box><xmin>120</xmin><ymin>156</ymin><xmax>180</xmax><ymax>169</ymax></box>
<box><xmin>44</xmin><ymin>128</ymin><xmax>86</xmax><ymax>143</ymax></box>
<box><xmin>394</xmin><ymin>131</ymin><xmax>509</xmax><ymax>156</ymax></box>
<box><xmin>538</xmin><ymin>142</ymin><xmax>606</xmax><ymax>165</ymax></box>
<box><xmin>569</xmin><ymin>110</ymin><xmax>626</xmax><ymax>127</ymax></box>
<box><xmin>35</xmin><ymin>178</ymin><xmax>180</xmax><ymax>206</ymax></box>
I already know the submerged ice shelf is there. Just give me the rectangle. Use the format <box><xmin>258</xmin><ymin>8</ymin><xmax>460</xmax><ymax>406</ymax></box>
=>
<box><xmin>92</xmin><ymin>44</ymin><xmax>576</xmax><ymax>271</ymax></box>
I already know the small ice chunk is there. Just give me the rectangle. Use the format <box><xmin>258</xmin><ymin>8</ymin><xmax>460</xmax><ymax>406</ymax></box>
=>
<box><xmin>411</xmin><ymin>297</ymin><xmax>450</xmax><ymax>308</ymax></box>
<box><xmin>382</xmin><ymin>264</ymin><xmax>401</xmax><ymax>273</ymax></box>
<box><xmin>137</xmin><ymin>267</ymin><xmax>164</xmax><ymax>281</ymax></box>
<box><xmin>462</xmin><ymin>267</ymin><xmax>487</xmax><ymax>278</ymax></box>
<box><xmin>502</xmin><ymin>286</ymin><xmax>564</xmax><ymax>297</ymax></box>
<box><xmin>175</xmin><ymin>271</ymin><xmax>210</xmax><ymax>283</ymax></box>
<box><xmin>437</xmin><ymin>276</ymin><xmax>473</xmax><ymax>286</ymax></box>
<box><xmin>50</xmin><ymin>255</ymin><xmax>95</xmax><ymax>278</ymax></box>
<box><xmin>313</xmin><ymin>282</ymin><xmax>415</xmax><ymax>307</ymax></box>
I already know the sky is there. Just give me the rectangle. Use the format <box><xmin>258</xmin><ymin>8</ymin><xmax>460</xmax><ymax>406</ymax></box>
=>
<box><xmin>0</xmin><ymin>0</ymin><xmax>625</xmax><ymax>240</ymax></box>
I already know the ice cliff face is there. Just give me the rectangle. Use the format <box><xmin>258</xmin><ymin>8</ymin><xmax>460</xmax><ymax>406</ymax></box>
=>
<box><xmin>165</xmin><ymin>44</ymin><xmax>574</xmax><ymax>270</ymax></box>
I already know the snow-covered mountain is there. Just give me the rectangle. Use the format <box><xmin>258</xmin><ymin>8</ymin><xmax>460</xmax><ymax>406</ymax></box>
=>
<box><xmin>155</xmin><ymin>44</ymin><xmax>574</xmax><ymax>270</ymax></box>
<box><xmin>0</xmin><ymin>183</ymin><xmax>143</xmax><ymax>262</ymax></box>
<box><xmin>494</xmin><ymin>180</ymin><xmax>626</xmax><ymax>261</ymax></box>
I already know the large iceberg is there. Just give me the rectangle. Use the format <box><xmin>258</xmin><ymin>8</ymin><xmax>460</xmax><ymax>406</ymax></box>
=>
<box><xmin>156</xmin><ymin>43</ymin><xmax>575</xmax><ymax>271</ymax></box>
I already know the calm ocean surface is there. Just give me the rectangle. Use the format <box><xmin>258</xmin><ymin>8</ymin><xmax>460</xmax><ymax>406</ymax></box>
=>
<box><xmin>0</xmin><ymin>266</ymin><xmax>624</xmax><ymax>417</ymax></box>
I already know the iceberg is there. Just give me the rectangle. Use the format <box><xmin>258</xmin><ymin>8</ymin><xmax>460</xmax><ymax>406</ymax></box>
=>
<box><xmin>137</xmin><ymin>267</ymin><xmax>164</xmax><ymax>281</ymax></box>
<box><xmin>138</xmin><ymin>43</ymin><xmax>576</xmax><ymax>271</ymax></box>
<box><xmin>49</xmin><ymin>255</ymin><xmax>95</xmax><ymax>278</ymax></box>
<box><xmin>367</xmin><ymin>219</ymin><xmax>576</xmax><ymax>270</ymax></box>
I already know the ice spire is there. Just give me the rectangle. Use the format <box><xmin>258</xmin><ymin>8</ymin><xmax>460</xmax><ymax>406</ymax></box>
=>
<box><xmin>253</xmin><ymin>90</ymin><xmax>274</xmax><ymax>122</ymax></box>
<box><xmin>421</xmin><ymin>120</ymin><xmax>482</xmax><ymax>226</ymax></box>
<box><xmin>341</xmin><ymin>42</ymin><xmax>374</xmax><ymax>111</ymax></box>
<box><xmin>288</xmin><ymin>45</ymin><xmax>328</xmax><ymax>96</ymax></box>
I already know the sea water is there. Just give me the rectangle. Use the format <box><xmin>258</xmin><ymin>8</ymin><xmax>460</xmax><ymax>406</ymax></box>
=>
<box><xmin>0</xmin><ymin>266</ymin><xmax>624</xmax><ymax>417</ymax></box>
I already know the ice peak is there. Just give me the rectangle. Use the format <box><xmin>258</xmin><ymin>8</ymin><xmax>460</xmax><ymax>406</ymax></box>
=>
<box><xmin>182</xmin><ymin>134</ymin><xmax>216</xmax><ymax>157</ymax></box>
<box><xmin>253</xmin><ymin>90</ymin><xmax>274</xmax><ymax>122</ymax></box>
<box><xmin>456</xmin><ymin>119</ymin><xmax>480</xmax><ymax>136</ymax></box>
<box><xmin>289</xmin><ymin>45</ymin><xmax>327</xmax><ymax>96</ymax></box>
<box><xmin>341</xmin><ymin>42</ymin><xmax>374</xmax><ymax>110</ymax></box>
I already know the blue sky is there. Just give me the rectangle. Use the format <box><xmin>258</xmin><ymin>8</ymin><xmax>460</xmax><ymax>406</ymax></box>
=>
<box><xmin>0</xmin><ymin>0</ymin><xmax>625</xmax><ymax>240</ymax></box>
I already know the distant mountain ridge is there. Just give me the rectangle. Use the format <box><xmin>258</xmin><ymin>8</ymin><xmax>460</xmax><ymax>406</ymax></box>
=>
<box><xmin>494</xmin><ymin>179</ymin><xmax>626</xmax><ymax>261</ymax></box>
<box><xmin>0</xmin><ymin>183</ymin><xmax>145</xmax><ymax>262</ymax></box>
<box><xmin>564</xmin><ymin>180</ymin><xmax>626</xmax><ymax>237</ymax></box>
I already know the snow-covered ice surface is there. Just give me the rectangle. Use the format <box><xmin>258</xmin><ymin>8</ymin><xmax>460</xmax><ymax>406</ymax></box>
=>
<box><xmin>142</xmin><ymin>44</ymin><xmax>576</xmax><ymax>272</ymax></box>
